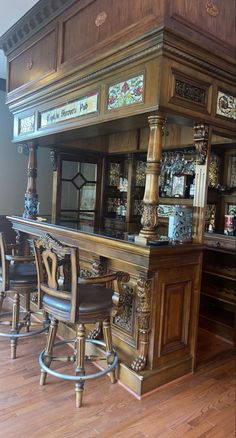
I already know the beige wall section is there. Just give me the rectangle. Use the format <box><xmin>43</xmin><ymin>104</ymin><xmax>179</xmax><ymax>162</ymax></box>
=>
<box><xmin>0</xmin><ymin>90</ymin><xmax>52</xmax><ymax>216</ymax></box>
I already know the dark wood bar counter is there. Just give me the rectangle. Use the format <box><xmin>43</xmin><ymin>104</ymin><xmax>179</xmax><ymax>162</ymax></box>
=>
<box><xmin>8</xmin><ymin>215</ymin><xmax>203</xmax><ymax>396</ymax></box>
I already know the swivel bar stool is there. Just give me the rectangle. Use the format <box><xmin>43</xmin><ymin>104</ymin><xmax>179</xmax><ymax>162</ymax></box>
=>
<box><xmin>0</xmin><ymin>232</ymin><xmax>49</xmax><ymax>358</ymax></box>
<box><xmin>33</xmin><ymin>234</ymin><xmax>129</xmax><ymax>408</ymax></box>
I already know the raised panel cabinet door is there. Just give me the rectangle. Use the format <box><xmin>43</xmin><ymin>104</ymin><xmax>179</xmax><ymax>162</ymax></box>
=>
<box><xmin>158</xmin><ymin>280</ymin><xmax>191</xmax><ymax>355</ymax></box>
<box><xmin>8</xmin><ymin>29</ymin><xmax>57</xmax><ymax>92</ymax></box>
<box><xmin>151</xmin><ymin>263</ymin><xmax>200</xmax><ymax>369</ymax></box>
<box><xmin>60</xmin><ymin>0</ymin><xmax>162</xmax><ymax>65</ymax></box>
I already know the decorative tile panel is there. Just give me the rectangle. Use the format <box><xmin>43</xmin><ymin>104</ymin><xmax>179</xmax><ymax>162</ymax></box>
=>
<box><xmin>19</xmin><ymin>114</ymin><xmax>35</xmax><ymax>135</ymax></box>
<box><xmin>40</xmin><ymin>92</ymin><xmax>98</xmax><ymax>128</ymax></box>
<box><xmin>108</xmin><ymin>74</ymin><xmax>144</xmax><ymax>110</ymax></box>
<box><xmin>216</xmin><ymin>91</ymin><xmax>236</xmax><ymax>120</ymax></box>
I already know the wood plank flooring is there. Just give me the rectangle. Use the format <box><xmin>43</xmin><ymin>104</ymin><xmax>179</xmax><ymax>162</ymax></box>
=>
<box><xmin>0</xmin><ymin>315</ymin><xmax>235</xmax><ymax>437</ymax></box>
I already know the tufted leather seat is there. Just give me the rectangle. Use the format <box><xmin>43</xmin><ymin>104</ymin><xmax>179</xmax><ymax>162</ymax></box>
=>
<box><xmin>7</xmin><ymin>263</ymin><xmax>36</xmax><ymax>284</ymax></box>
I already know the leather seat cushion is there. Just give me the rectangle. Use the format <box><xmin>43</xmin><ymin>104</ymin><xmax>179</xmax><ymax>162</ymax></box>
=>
<box><xmin>7</xmin><ymin>263</ymin><xmax>36</xmax><ymax>284</ymax></box>
<box><xmin>42</xmin><ymin>284</ymin><xmax>114</xmax><ymax>320</ymax></box>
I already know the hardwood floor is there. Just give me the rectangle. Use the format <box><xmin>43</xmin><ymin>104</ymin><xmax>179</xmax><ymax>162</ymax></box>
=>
<box><xmin>0</xmin><ymin>312</ymin><xmax>235</xmax><ymax>437</ymax></box>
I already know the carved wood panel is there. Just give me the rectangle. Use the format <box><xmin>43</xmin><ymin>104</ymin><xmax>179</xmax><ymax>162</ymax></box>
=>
<box><xmin>169</xmin><ymin>0</ymin><xmax>235</xmax><ymax>48</ymax></box>
<box><xmin>9</xmin><ymin>28</ymin><xmax>57</xmax><ymax>92</ymax></box>
<box><xmin>60</xmin><ymin>0</ymin><xmax>161</xmax><ymax>65</ymax></box>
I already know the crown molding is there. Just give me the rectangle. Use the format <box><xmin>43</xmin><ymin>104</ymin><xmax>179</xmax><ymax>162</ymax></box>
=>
<box><xmin>0</xmin><ymin>0</ymin><xmax>78</xmax><ymax>55</ymax></box>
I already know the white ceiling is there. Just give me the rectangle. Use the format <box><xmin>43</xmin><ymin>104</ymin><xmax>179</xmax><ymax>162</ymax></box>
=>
<box><xmin>0</xmin><ymin>0</ymin><xmax>39</xmax><ymax>79</ymax></box>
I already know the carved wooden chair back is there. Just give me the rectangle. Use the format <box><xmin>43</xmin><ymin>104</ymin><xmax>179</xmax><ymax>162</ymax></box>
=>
<box><xmin>33</xmin><ymin>234</ymin><xmax>79</xmax><ymax>323</ymax></box>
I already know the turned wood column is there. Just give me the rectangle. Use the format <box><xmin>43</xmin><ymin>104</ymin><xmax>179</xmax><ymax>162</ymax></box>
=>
<box><xmin>23</xmin><ymin>142</ymin><xmax>38</xmax><ymax>219</ymax></box>
<box><xmin>139</xmin><ymin>114</ymin><xmax>166</xmax><ymax>239</ymax></box>
<box><xmin>192</xmin><ymin>124</ymin><xmax>211</xmax><ymax>243</ymax></box>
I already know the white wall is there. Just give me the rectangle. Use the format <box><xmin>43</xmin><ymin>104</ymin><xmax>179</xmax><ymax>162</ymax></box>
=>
<box><xmin>0</xmin><ymin>89</ymin><xmax>52</xmax><ymax>216</ymax></box>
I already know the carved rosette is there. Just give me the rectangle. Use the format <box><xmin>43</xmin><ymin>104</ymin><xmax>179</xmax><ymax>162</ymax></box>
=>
<box><xmin>131</xmin><ymin>277</ymin><xmax>152</xmax><ymax>372</ymax></box>
<box><xmin>139</xmin><ymin>114</ymin><xmax>166</xmax><ymax>239</ymax></box>
<box><xmin>205</xmin><ymin>0</ymin><xmax>219</xmax><ymax>17</ymax></box>
<box><xmin>194</xmin><ymin>124</ymin><xmax>209</xmax><ymax>165</ymax></box>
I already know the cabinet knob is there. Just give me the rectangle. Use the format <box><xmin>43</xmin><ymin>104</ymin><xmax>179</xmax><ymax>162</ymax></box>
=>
<box><xmin>216</xmin><ymin>241</ymin><xmax>221</xmax><ymax>248</ymax></box>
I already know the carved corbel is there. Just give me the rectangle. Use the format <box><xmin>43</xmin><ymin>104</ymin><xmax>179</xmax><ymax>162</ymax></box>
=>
<box><xmin>194</xmin><ymin>124</ymin><xmax>208</xmax><ymax>165</ymax></box>
<box><xmin>131</xmin><ymin>277</ymin><xmax>152</xmax><ymax>372</ymax></box>
<box><xmin>49</xmin><ymin>148</ymin><xmax>58</xmax><ymax>171</ymax></box>
<box><xmin>87</xmin><ymin>257</ymin><xmax>107</xmax><ymax>340</ymax></box>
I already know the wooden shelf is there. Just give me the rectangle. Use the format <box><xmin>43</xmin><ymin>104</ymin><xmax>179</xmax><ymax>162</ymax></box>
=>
<box><xmin>203</xmin><ymin>267</ymin><xmax>236</xmax><ymax>281</ymax></box>
<box><xmin>158</xmin><ymin>197</ymin><xmax>193</xmax><ymax>205</ymax></box>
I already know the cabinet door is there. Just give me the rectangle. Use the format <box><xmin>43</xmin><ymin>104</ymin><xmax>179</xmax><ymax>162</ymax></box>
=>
<box><xmin>56</xmin><ymin>155</ymin><xmax>103</xmax><ymax>229</ymax></box>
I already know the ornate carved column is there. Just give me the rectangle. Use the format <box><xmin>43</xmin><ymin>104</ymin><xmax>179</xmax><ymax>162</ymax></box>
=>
<box><xmin>139</xmin><ymin>114</ymin><xmax>166</xmax><ymax>241</ymax></box>
<box><xmin>131</xmin><ymin>277</ymin><xmax>152</xmax><ymax>372</ymax></box>
<box><xmin>23</xmin><ymin>142</ymin><xmax>38</xmax><ymax>219</ymax></box>
<box><xmin>192</xmin><ymin>124</ymin><xmax>211</xmax><ymax>243</ymax></box>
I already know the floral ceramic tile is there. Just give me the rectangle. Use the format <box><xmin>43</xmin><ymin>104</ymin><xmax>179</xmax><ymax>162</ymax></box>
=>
<box><xmin>108</xmin><ymin>74</ymin><xmax>144</xmax><ymax>110</ymax></box>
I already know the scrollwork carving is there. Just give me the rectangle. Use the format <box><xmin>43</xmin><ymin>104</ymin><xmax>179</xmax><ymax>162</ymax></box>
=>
<box><xmin>175</xmin><ymin>79</ymin><xmax>206</xmax><ymax>104</ymax></box>
<box><xmin>131</xmin><ymin>277</ymin><xmax>152</xmax><ymax>372</ymax></box>
<box><xmin>87</xmin><ymin>258</ymin><xmax>107</xmax><ymax>340</ymax></box>
<box><xmin>92</xmin><ymin>259</ymin><xmax>107</xmax><ymax>276</ymax></box>
<box><xmin>140</xmin><ymin>204</ymin><xmax>158</xmax><ymax>231</ymax></box>
<box><xmin>113</xmin><ymin>284</ymin><xmax>134</xmax><ymax>332</ymax></box>
<box><xmin>49</xmin><ymin>149</ymin><xmax>58</xmax><ymax>171</ymax></box>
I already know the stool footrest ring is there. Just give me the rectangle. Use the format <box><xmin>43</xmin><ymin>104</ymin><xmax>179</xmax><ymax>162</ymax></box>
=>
<box><xmin>39</xmin><ymin>338</ymin><xmax>118</xmax><ymax>382</ymax></box>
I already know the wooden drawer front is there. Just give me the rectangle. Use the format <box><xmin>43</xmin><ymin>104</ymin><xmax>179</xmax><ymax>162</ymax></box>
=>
<box><xmin>61</xmin><ymin>0</ymin><xmax>160</xmax><ymax>65</ymax></box>
<box><xmin>9</xmin><ymin>30</ymin><xmax>57</xmax><ymax>92</ymax></box>
<box><xmin>204</xmin><ymin>234</ymin><xmax>236</xmax><ymax>252</ymax></box>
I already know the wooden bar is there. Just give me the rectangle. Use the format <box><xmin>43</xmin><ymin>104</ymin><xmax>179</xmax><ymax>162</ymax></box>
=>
<box><xmin>8</xmin><ymin>215</ymin><xmax>203</xmax><ymax>396</ymax></box>
<box><xmin>1</xmin><ymin>0</ymin><xmax>235</xmax><ymax>398</ymax></box>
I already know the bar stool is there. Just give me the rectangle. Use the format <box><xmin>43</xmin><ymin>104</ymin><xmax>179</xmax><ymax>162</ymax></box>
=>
<box><xmin>0</xmin><ymin>232</ymin><xmax>49</xmax><ymax>358</ymax></box>
<box><xmin>33</xmin><ymin>234</ymin><xmax>129</xmax><ymax>407</ymax></box>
